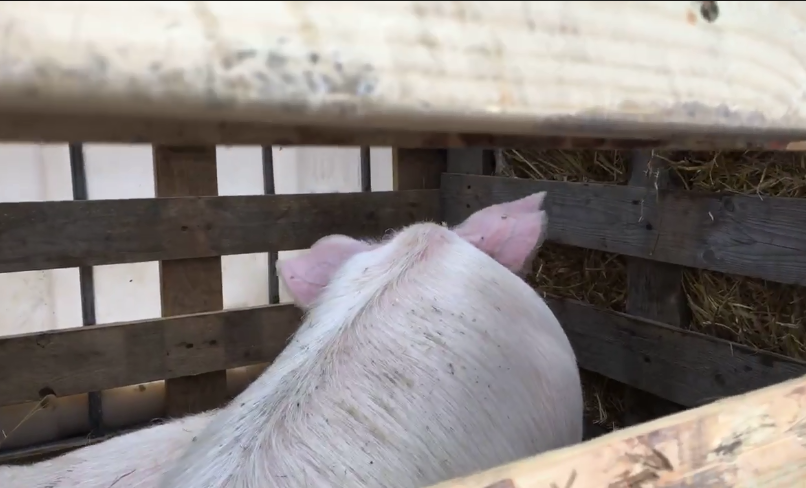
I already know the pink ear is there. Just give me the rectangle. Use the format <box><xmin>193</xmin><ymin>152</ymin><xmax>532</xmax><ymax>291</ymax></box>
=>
<box><xmin>277</xmin><ymin>235</ymin><xmax>373</xmax><ymax>308</ymax></box>
<box><xmin>453</xmin><ymin>192</ymin><xmax>548</xmax><ymax>272</ymax></box>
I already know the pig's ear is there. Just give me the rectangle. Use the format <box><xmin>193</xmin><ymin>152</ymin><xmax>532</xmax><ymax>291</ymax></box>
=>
<box><xmin>453</xmin><ymin>192</ymin><xmax>548</xmax><ymax>273</ymax></box>
<box><xmin>277</xmin><ymin>235</ymin><xmax>372</xmax><ymax>308</ymax></box>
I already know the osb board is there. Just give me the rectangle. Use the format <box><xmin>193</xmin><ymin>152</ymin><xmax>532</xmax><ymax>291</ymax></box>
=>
<box><xmin>427</xmin><ymin>374</ymin><xmax>806</xmax><ymax>488</ymax></box>
<box><xmin>2</xmin><ymin>2</ymin><xmax>806</xmax><ymax>144</ymax></box>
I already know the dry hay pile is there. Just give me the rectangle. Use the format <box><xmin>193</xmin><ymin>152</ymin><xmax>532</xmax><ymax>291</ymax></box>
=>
<box><xmin>502</xmin><ymin>148</ymin><xmax>806</xmax><ymax>432</ymax></box>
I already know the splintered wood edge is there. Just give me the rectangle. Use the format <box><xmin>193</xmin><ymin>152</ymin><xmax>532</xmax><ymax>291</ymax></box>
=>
<box><xmin>2</xmin><ymin>2</ymin><xmax>806</xmax><ymax>141</ymax></box>
<box><xmin>426</xmin><ymin>374</ymin><xmax>806</xmax><ymax>488</ymax></box>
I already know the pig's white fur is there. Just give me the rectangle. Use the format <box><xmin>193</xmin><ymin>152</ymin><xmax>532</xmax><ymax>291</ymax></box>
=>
<box><xmin>0</xmin><ymin>411</ymin><xmax>214</xmax><ymax>488</ymax></box>
<box><xmin>159</xmin><ymin>222</ymin><xmax>583</xmax><ymax>488</ymax></box>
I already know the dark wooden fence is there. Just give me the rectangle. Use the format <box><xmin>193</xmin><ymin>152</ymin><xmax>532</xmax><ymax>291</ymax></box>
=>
<box><xmin>2</xmin><ymin>147</ymin><xmax>805</xmax><ymax>461</ymax></box>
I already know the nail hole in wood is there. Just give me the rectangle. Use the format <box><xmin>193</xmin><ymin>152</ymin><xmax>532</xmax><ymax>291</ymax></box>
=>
<box><xmin>700</xmin><ymin>1</ymin><xmax>718</xmax><ymax>22</ymax></box>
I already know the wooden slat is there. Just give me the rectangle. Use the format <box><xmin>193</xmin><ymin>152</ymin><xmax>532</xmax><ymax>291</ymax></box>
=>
<box><xmin>620</xmin><ymin>152</ymin><xmax>685</xmax><ymax>426</ymax></box>
<box><xmin>1</xmin><ymin>295</ymin><xmax>800</xmax><ymax>416</ymax></box>
<box><xmin>0</xmin><ymin>304</ymin><xmax>301</xmax><ymax>407</ymax></box>
<box><xmin>0</xmin><ymin>424</ymin><xmax>145</xmax><ymax>465</ymax></box>
<box><xmin>0</xmin><ymin>190</ymin><xmax>440</xmax><ymax>273</ymax></box>
<box><xmin>153</xmin><ymin>146</ymin><xmax>226</xmax><ymax>416</ymax></box>
<box><xmin>2</xmin><ymin>113</ymin><xmax>804</xmax><ymax>149</ymax></box>
<box><xmin>426</xmin><ymin>373</ymin><xmax>806</xmax><ymax>488</ymax></box>
<box><xmin>625</xmin><ymin>153</ymin><xmax>690</xmax><ymax>328</ymax></box>
<box><xmin>549</xmin><ymin>298</ymin><xmax>806</xmax><ymax>408</ymax></box>
<box><xmin>393</xmin><ymin>149</ymin><xmax>446</xmax><ymax>192</ymax></box>
<box><xmin>4</xmin><ymin>2</ymin><xmax>806</xmax><ymax>144</ymax></box>
<box><xmin>447</xmin><ymin>149</ymin><xmax>494</xmax><ymax>175</ymax></box>
<box><xmin>442</xmin><ymin>173</ymin><xmax>806</xmax><ymax>286</ymax></box>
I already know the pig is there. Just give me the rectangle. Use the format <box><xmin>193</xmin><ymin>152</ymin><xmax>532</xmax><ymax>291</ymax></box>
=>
<box><xmin>0</xmin><ymin>411</ymin><xmax>214</xmax><ymax>488</ymax></box>
<box><xmin>157</xmin><ymin>192</ymin><xmax>583</xmax><ymax>488</ymax></box>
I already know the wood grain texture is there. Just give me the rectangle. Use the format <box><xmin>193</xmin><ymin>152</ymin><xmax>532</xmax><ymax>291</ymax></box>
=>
<box><xmin>3</xmin><ymin>2</ymin><xmax>806</xmax><ymax>143</ymax></box>
<box><xmin>153</xmin><ymin>146</ymin><xmax>227</xmax><ymax>416</ymax></box>
<box><xmin>0</xmin><ymin>304</ymin><xmax>301</xmax><ymax>408</ymax></box>
<box><xmin>426</xmin><ymin>373</ymin><xmax>806</xmax><ymax>488</ymax></box>
<box><xmin>1</xmin><ymin>295</ymin><xmax>799</xmax><ymax>422</ymax></box>
<box><xmin>0</xmin><ymin>190</ymin><xmax>440</xmax><ymax>273</ymax></box>
<box><xmin>621</xmin><ymin>151</ymin><xmax>686</xmax><ymax>426</ymax></box>
<box><xmin>625</xmin><ymin>153</ymin><xmax>690</xmax><ymax>327</ymax></box>
<box><xmin>393</xmin><ymin>149</ymin><xmax>446</xmax><ymax>192</ymax></box>
<box><xmin>442</xmin><ymin>173</ymin><xmax>806</xmax><ymax>285</ymax></box>
<box><xmin>549</xmin><ymin>298</ymin><xmax>806</xmax><ymax>409</ymax></box>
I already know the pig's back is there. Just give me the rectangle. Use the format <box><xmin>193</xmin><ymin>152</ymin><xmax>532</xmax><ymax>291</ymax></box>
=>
<box><xmin>299</xmin><ymin>236</ymin><xmax>582</xmax><ymax>484</ymax></box>
<box><xmin>0</xmin><ymin>411</ymin><xmax>214</xmax><ymax>488</ymax></box>
<box><xmin>169</xmin><ymin>225</ymin><xmax>582</xmax><ymax>488</ymax></box>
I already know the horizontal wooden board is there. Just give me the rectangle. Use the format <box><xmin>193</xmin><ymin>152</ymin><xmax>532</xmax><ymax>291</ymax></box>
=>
<box><xmin>0</xmin><ymin>424</ymin><xmax>143</xmax><ymax>465</ymax></box>
<box><xmin>1</xmin><ymin>292</ymin><xmax>801</xmax><ymax>413</ymax></box>
<box><xmin>548</xmin><ymin>298</ymin><xmax>806</xmax><ymax>408</ymax></box>
<box><xmin>3</xmin><ymin>2</ymin><xmax>806</xmax><ymax>143</ymax></box>
<box><xmin>426</xmin><ymin>373</ymin><xmax>806</xmax><ymax>488</ymax></box>
<box><xmin>0</xmin><ymin>305</ymin><xmax>302</xmax><ymax>407</ymax></box>
<box><xmin>0</xmin><ymin>189</ymin><xmax>439</xmax><ymax>273</ymax></box>
<box><xmin>443</xmin><ymin>173</ymin><xmax>806</xmax><ymax>286</ymax></box>
<box><xmin>3</xmin><ymin>114</ymin><xmax>805</xmax><ymax>150</ymax></box>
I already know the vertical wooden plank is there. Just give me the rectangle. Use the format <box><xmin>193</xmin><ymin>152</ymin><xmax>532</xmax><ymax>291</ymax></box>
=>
<box><xmin>443</xmin><ymin>149</ymin><xmax>493</xmax><ymax>226</ymax></box>
<box><xmin>153</xmin><ymin>146</ymin><xmax>227</xmax><ymax>417</ymax></box>
<box><xmin>627</xmin><ymin>152</ymin><xmax>690</xmax><ymax>326</ymax></box>
<box><xmin>622</xmin><ymin>149</ymin><xmax>687</xmax><ymax>425</ymax></box>
<box><xmin>69</xmin><ymin>142</ymin><xmax>103</xmax><ymax>435</ymax></box>
<box><xmin>393</xmin><ymin>148</ymin><xmax>445</xmax><ymax>191</ymax></box>
<box><xmin>447</xmin><ymin>148</ymin><xmax>494</xmax><ymax>175</ymax></box>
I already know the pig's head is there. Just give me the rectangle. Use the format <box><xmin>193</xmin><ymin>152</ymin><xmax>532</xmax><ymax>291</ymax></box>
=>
<box><xmin>453</xmin><ymin>192</ymin><xmax>547</xmax><ymax>274</ymax></box>
<box><xmin>277</xmin><ymin>192</ymin><xmax>548</xmax><ymax>308</ymax></box>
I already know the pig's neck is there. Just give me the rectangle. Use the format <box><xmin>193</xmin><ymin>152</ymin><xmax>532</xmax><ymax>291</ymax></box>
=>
<box><xmin>160</xmin><ymin>293</ymin><xmax>376</xmax><ymax>488</ymax></box>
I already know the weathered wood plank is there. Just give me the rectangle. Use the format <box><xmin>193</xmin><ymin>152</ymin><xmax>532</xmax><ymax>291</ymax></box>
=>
<box><xmin>0</xmin><ymin>190</ymin><xmax>440</xmax><ymax>273</ymax></box>
<box><xmin>0</xmin><ymin>304</ymin><xmax>301</xmax><ymax>407</ymax></box>
<box><xmin>447</xmin><ymin>149</ymin><xmax>494</xmax><ymax>175</ymax></box>
<box><xmin>625</xmin><ymin>153</ymin><xmax>690</xmax><ymax>328</ymax></box>
<box><xmin>442</xmin><ymin>173</ymin><xmax>806</xmax><ymax>286</ymax></box>
<box><xmin>621</xmin><ymin>151</ymin><xmax>686</xmax><ymax>426</ymax></box>
<box><xmin>549</xmin><ymin>298</ymin><xmax>806</xmax><ymax>408</ymax></box>
<box><xmin>426</xmin><ymin>373</ymin><xmax>806</xmax><ymax>488</ymax></box>
<box><xmin>393</xmin><ymin>149</ymin><xmax>446</xmax><ymax>192</ymax></box>
<box><xmin>154</xmin><ymin>145</ymin><xmax>228</xmax><ymax>416</ymax></box>
<box><xmin>2</xmin><ymin>113</ymin><xmax>802</xmax><ymax>149</ymax></box>
<box><xmin>5</xmin><ymin>2</ymin><xmax>806</xmax><ymax>144</ymax></box>
<box><xmin>1</xmin><ymin>296</ymin><xmax>801</xmax><ymax>416</ymax></box>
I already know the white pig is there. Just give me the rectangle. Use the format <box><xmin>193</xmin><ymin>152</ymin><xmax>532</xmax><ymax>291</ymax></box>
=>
<box><xmin>0</xmin><ymin>411</ymin><xmax>214</xmax><ymax>488</ymax></box>
<box><xmin>158</xmin><ymin>192</ymin><xmax>583</xmax><ymax>488</ymax></box>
